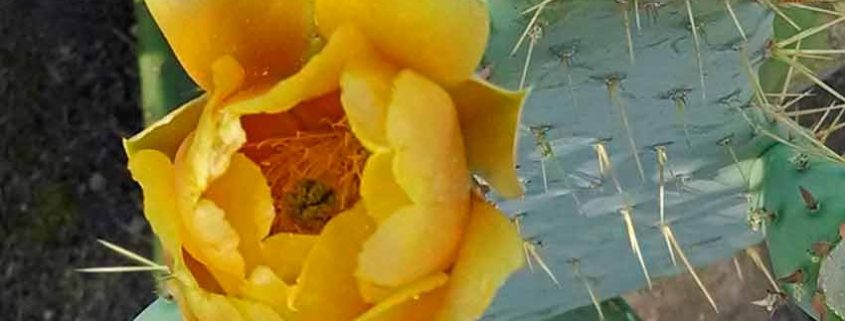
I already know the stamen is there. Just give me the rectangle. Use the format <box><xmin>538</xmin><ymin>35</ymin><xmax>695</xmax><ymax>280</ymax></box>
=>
<box><xmin>242</xmin><ymin>119</ymin><xmax>368</xmax><ymax>234</ymax></box>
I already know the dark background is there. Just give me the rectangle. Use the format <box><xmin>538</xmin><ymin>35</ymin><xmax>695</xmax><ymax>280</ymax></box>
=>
<box><xmin>0</xmin><ymin>1</ymin><xmax>155</xmax><ymax>320</ymax></box>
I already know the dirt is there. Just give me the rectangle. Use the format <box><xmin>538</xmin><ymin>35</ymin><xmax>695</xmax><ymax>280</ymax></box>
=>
<box><xmin>624</xmin><ymin>244</ymin><xmax>783</xmax><ymax>321</ymax></box>
<box><xmin>0</xmin><ymin>1</ymin><xmax>156</xmax><ymax>320</ymax></box>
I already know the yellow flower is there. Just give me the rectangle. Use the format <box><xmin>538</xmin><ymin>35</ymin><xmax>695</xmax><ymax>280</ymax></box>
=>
<box><xmin>125</xmin><ymin>0</ymin><xmax>527</xmax><ymax>320</ymax></box>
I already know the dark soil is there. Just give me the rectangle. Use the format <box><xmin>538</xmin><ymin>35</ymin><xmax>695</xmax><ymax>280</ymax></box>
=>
<box><xmin>0</xmin><ymin>1</ymin><xmax>155</xmax><ymax>320</ymax></box>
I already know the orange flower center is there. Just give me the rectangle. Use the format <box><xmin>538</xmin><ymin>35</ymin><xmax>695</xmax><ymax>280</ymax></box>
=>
<box><xmin>241</xmin><ymin>93</ymin><xmax>368</xmax><ymax>234</ymax></box>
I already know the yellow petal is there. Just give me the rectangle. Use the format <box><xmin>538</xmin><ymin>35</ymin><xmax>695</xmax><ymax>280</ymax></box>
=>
<box><xmin>356</xmin><ymin>288</ymin><xmax>446</xmax><ymax>321</ymax></box>
<box><xmin>180</xmin><ymin>283</ymin><xmax>245</xmax><ymax>321</ymax></box>
<box><xmin>386</xmin><ymin>70</ymin><xmax>470</xmax><ymax>204</ymax></box>
<box><xmin>227</xmin><ymin>26</ymin><xmax>374</xmax><ymax>115</ymax></box>
<box><xmin>123</xmin><ymin>95</ymin><xmax>205</xmax><ymax>160</ymax></box>
<box><xmin>127</xmin><ymin>150</ymin><xmax>181</xmax><ymax>256</ymax></box>
<box><xmin>168</xmin><ymin>251</ymin><xmax>214</xmax><ymax>319</ymax></box>
<box><xmin>181</xmin><ymin>199</ymin><xmax>246</xmax><ymax>290</ymax></box>
<box><xmin>231</xmin><ymin>299</ymin><xmax>285</xmax><ymax>321</ymax></box>
<box><xmin>171</xmin><ymin>60</ymin><xmax>252</xmax><ymax>295</ymax></box>
<box><xmin>175</xmin><ymin>248</ymin><xmax>244</xmax><ymax>302</ymax></box>
<box><xmin>358</xmin><ymin>280</ymin><xmax>394</xmax><ymax>304</ymax></box>
<box><xmin>204</xmin><ymin>153</ymin><xmax>275</xmax><ymax>273</ymax></box>
<box><xmin>208</xmin><ymin>56</ymin><xmax>246</xmax><ymax>100</ymax></box>
<box><xmin>242</xmin><ymin>266</ymin><xmax>295</xmax><ymax>319</ymax></box>
<box><xmin>340</xmin><ymin>56</ymin><xmax>398</xmax><ymax>151</ymax></box>
<box><xmin>178</xmin><ymin>279</ymin><xmax>283</xmax><ymax>321</ymax></box>
<box><xmin>449</xmin><ymin>77</ymin><xmax>527</xmax><ymax>199</ymax></box>
<box><xmin>360</xmin><ymin>152</ymin><xmax>411</xmax><ymax>222</ymax></box>
<box><xmin>357</xmin><ymin>202</ymin><xmax>469</xmax><ymax>287</ymax></box>
<box><xmin>206</xmin><ymin>266</ymin><xmax>244</xmax><ymax>296</ymax></box>
<box><xmin>170</xmin><ymin>280</ymin><xmax>200</xmax><ymax>321</ymax></box>
<box><xmin>291</xmin><ymin>203</ymin><xmax>375</xmax><ymax>321</ymax></box>
<box><xmin>175</xmin><ymin>57</ymin><xmax>247</xmax><ymax>197</ymax></box>
<box><xmin>174</xmin><ymin>133</ymin><xmax>246</xmax><ymax>295</ymax></box>
<box><xmin>315</xmin><ymin>0</ymin><xmax>489</xmax><ymax>85</ymax></box>
<box><xmin>356</xmin><ymin>273</ymin><xmax>449</xmax><ymax>321</ymax></box>
<box><xmin>181</xmin><ymin>248</ymin><xmax>226</xmax><ymax>294</ymax></box>
<box><xmin>145</xmin><ymin>0</ymin><xmax>313</xmax><ymax>90</ymax></box>
<box><xmin>436</xmin><ymin>197</ymin><xmax>524</xmax><ymax>321</ymax></box>
<box><xmin>261</xmin><ymin>233</ymin><xmax>318</xmax><ymax>284</ymax></box>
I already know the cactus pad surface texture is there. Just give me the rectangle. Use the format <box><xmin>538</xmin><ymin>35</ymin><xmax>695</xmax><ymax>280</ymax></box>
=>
<box><xmin>480</xmin><ymin>0</ymin><xmax>779</xmax><ymax>318</ymax></box>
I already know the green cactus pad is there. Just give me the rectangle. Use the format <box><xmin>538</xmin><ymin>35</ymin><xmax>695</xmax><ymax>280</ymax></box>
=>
<box><xmin>133</xmin><ymin>297</ymin><xmax>181</xmax><ymax>321</ymax></box>
<box><xmin>134</xmin><ymin>0</ymin><xmax>198</xmax><ymax>124</ymax></box>
<box><xmin>482</xmin><ymin>0</ymin><xmax>776</xmax><ymax>317</ymax></box>
<box><xmin>761</xmin><ymin>143</ymin><xmax>845</xmax><ymax>320</ymax></box>
<box><xmin>759</xmin><ymin>5</ymin><xmax>836</xmax><ymax>95</ymax></box>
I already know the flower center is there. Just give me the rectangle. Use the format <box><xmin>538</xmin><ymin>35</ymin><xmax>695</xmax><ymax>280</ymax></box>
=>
<box><xmin>284</xmin><ymin>179</ymin><xmax>336</xmax><ymax>231</ymax></box>
<box><xmin>242</xmin><ymin>118</ymin><xmax>368</xmax><ymax>234</ymax></box>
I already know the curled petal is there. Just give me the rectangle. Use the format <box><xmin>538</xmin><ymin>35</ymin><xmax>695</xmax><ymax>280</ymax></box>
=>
<box><xmin>227</xmin><ymin>26</ymin><xmax>375</xmax><ymax>115</ymax></box>
<box><xmin>292</xmin><ymin>203</ymin><xmax>375</xmax><ymax>321</ymax></box>
<box><xmin>386</xmin><ymin>70</ymin><xmax>470</xmax><ymax>204</ymax></box>
<box><xmin>173</xmin><ymin>58</ymin><xmax>250</xmax><ymax>287</ymax></box>
<box><xmin>449</xmin><ymin>78</ymin><xmax>527</xmax><ymax>198</ymax></box>
<box><xmin>176</xmin><ymin>279</ymin><xmax>283</xmax><ymax>321</ymax></box>
<box><xmin>355</xmin><ymin>273</ymin><xmax>449</xmax><ymax>321</ymax></box>
<box><xmin>182</xmin><ymin>199</ymin><xmax>245</xmax><ymax>290</ymax></box>
<box><xmin>145</xmin><ymin>0</ymin><xmax>313</xmax><ymax>90</ymax></box>
<box><xmin>175</xmin><ymin>135</ymin><xmax>246</xmax><ymax>295</ymax></box>
<box><xmin>204</xmin><ymin>153</ymin><xmax>275</xmax><ymax>272</ymax></box>
<box><xmin>181</xmin><ymin>248</ymin><xmax>226</xmax><ymax>294</ymax></box>
<box><xmin>170</xmin><ymin>281</ymin><xmax>199</xmax><ymax>321</ymax></box>
<box><xmin>175</xmin><ymin>57</ymin><xmax>247</xmax><ymax>197</ymax></box>
<box><xmin>123</xmin><ymin>95</ymin><xmax>205</xmax><ymax>160</ymax></box>
<box><xmin>360</xmin><ymin>152</ymin><xmax>411</xmax><ymax>223</ymax></box>
<box><xmin>242</xmin><ymin>266</ymin><xmax>295</xmax><ymax>319</ymax></box>
<box><xmin>231</xmin><ymin>300</ymin><xmax>285</xmax><ymax>321</ymax></box>
<box><xmin>178</xmin><ymin>283</ymin><xmax>245</xmax><ymax>321</ymax></box>
<box><xmin>261</xmin><ymin>233</ymin><xmax>318</xmax><ymax>284</ymax></box>
<box><xmin>357</xmin><ymin>280</ymin><xmax>393</xmax><ymax>304</ymax></box>
<box><xmin>127</xmin><ymin>150</ymin><xmax>181</xmax><ymax>256</ymax></box>
<box><xmin>355</xmin><ymin>289</ymin><xmax>446</xmax><ymax>321</ymax></box>
<box><xmin>358</xmin><ymin>289</ymin><xmax>446</xmax><ymax>321</ymax></box>
<box><xmin>315</xmin><ymin>0</ymin><xmax>489</xmax><ymax>85</ymax></box>
<box><xmin>436</xmin><ymin>197</ymin><xmax>524</xmax><ymax>321</ymax></box>
<box><xmin>357</xmin><ymin>202</ymin><xmax>469</xmax><ymax>288</ymax></box>
<box><xmin>340</xmin><ymin>56</ymin><xmax>398</xmax><ymax>151</ymax></box>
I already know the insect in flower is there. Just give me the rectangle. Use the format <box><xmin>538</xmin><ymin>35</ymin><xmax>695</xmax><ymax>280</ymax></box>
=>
<box><xmin>283</xmin><ymin>179</ymin><xmax>337</xmax><ymax>232</ymax></box>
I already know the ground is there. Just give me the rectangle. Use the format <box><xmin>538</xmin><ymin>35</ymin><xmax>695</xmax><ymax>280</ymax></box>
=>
<box><xmin>625</xmin><ymin>245</ymin><xmax>776</xmax><ymax>321</ymax></box>
<box><xmin>0</xmin><ymin>1</ymin><xmax>155</xmax><ymax>320</ymax></box>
